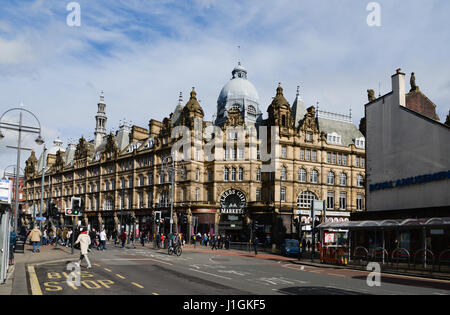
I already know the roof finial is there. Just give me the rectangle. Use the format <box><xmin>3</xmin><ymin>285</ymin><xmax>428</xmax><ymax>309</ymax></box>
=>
<box><xmin>296</xmin><ymin>85</ymin><xmax>300</xmax><ymax>96</ymax></box>
<box><xmin>100</xmin><ymin>90</ymin><xmax>104</xmax><ymax>102</ymax></box>
<box><xmin>178</xmin><ymin>92</ymin><xmax>183</xmax><ymax>104</ymax></box>
<box><xmin>237</xmin><ymin>45</ymin><xmax>241</xmax><ymax>66</ymax></box>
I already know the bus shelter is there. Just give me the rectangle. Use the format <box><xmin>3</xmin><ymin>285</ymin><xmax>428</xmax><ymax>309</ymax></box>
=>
<box><xmin>317</xmin><ymin>217</ymin><xmax>450</xmax><ymax>272</ymax></box>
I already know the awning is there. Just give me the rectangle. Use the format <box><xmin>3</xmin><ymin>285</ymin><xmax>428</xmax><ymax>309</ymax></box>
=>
<box><xmin>317</xmin><ymin>217</ymin><xmax>450</xmax><ymax>230</ymax></box>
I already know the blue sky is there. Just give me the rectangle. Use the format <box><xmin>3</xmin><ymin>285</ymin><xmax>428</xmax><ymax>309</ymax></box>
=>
<box><xmin>1</xmin><ymin>0</ymin><xmax>450</xmax><ymax>172</ymax></box>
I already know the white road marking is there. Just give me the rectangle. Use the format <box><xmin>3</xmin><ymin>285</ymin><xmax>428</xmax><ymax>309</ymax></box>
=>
<box><xmin>189</xmin><ymin>268</ymin><xmax>232</xmax><ymax>280</ymax></box>
<box><xmin>104</xmin><ymin>258</ymin><xmax>173</xmax><ymax>265</ymax></box>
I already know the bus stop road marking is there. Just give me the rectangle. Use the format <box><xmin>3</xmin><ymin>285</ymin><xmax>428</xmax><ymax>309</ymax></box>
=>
<box><xmin>28</xmin><ymin>266</ymin><xmax>43</xmax><ymax>296</ymax></box>
<box><xmin>131</xmin><ymin>282</ymin><xmax>144</xmax><ymax>289</ymax></box>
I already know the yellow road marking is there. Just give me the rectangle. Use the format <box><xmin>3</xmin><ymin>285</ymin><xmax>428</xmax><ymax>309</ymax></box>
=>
<box><xmin>28</xmin><ymin>266</ymin><xmax>43</xmax><ymax>295</ymax></box>
<box><xmin>131</xmin><ymin>282</ymin><xmax>144</xmax><ymax>289</ymax></box>
<box><xmin>104</xmin><ymin>268</ymin><xmax>112</xmax><ymax>272</ymax></box>
<box><xmin>116</xmin><ymin>274</ymin><xmax>126</xmax><ymax>279</ymax></box>
<box><xmin>93</xmin><ymin>263</ymin><xmax>101</xmax><ymax>267</ymax></box>
<box><xmin>152</xmin><ymin>292</ymin><xmax>159</xmax><ymax>295</ymax></box>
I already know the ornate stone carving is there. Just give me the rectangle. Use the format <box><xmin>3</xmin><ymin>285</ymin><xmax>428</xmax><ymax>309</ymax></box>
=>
<box><xmin>74</xmin><ymin>136</ymin><xmax>89</xmax><ymax>160</ymax></box>
<box><xmin>367</xmin><ymin>89</ymin><xmax>376</xmax><ymax>102</ymax></box>
<box><xmin>54</xmin><ymin>150</ymin><xmax>65</xmax><ymax>170</ymax></box>
<box><xmin>299</xmin><ymin>106</ymin><xmax>318</xmax><ymax>133</ymax></box>
<box><xmin>104</xmin><ymin>133</ymin><xmax>118</xmax><ymax>156</ymax></box>
<box><xmin>25</xmin><ymin>151</ymin><xmax>38</xmax><ymax>179</ymax></box>
<box><xmin>224</xmin><ymin>107</ymin><xmax>245</xmax><ymax>127</ymax></box>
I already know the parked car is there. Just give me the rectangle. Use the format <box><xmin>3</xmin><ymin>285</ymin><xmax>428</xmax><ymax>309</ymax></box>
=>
<box><xmin>281</xmin><ymin>239</ymin><xmax>300</xmax><ymax>257</ymax></box>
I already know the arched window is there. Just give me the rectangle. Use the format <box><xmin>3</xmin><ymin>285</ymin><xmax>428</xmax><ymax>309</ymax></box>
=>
<box><xmin>297</xmin><ymin>191</ymin><xmax>318</xmax><ymax>209</ymax></box>
<box><xmin>104</xmin><ymin>197</ymin><xmax>114</xmax><ymax>210</ymax></box>
<box><xmin>310</xmin><ymin>170</ymin><xmax>319</xmax><ymax>183</ymax></box>
<box><xmin>327</xmin><ymin>172</ymin><xmax>335</xmax><ymax>185</ymax></box>
<box><xmin>298</xmin><ymin>169</ymin><xmax>306</xmax><ymax>183</ymax></box>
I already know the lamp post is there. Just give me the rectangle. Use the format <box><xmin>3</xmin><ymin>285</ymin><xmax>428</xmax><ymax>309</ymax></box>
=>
<box><xmin>161</xmin><ymin>153</ymin><xmax>184</xmax><ymax>235</ymax></box>
<box><xmin>0</xmin><ymin>106</ymin><xmax>44</xmax><ymax>233</ymax></box>
<box><xmin>2</xmin><ymin>165</ymin><xmax>24</xmax><ymax>227</ymax></box>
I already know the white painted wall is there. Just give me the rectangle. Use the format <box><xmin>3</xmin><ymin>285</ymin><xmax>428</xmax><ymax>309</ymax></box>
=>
<box><xmin>366</xmin><ymin>71</ymin><xmax>450</xmax><ymax>211</ymax></box>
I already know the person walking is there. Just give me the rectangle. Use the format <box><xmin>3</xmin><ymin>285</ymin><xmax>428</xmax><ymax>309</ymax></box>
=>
<box><xmin>253</xmin><ymin>236</ymin><xmax>259</xmax><ymax>255</ymax></box>
<box><xmin>130</xmin><ymin>231</ymin><xmax>136</xmax><ymax>248</ymax></box>
<box><xmin>74</xmin><ymin>227</ymin><xmax>92</xmax><ymax>269</ymax></box>
<box><xmin>211</xmin><ymin>235</ymin><xmax>217</xmax><ymax>250</ymax></box>
<box><xmin>156</xmin><ymin>233</ymin><xmax>161</xmax><ymax>249</ymax></box>
<box><xmin>161</xmin><ymin>234</ymin><xmax>165</xmax><ymax>249</ymax></box>
<box><xmin>27</xmin><ymin>225</ymin><xmax>42</xmax><ymax>253</ymax></box>
<box><xmin>89</xmin><ymin>228</ymin><xmax>97</xmax><ymax>250</ymax></box>
<box><xmin>140</xmin><ymin>230</ymin><xmax>146</xmax><ymax>247</ymax></box>
<box><xmin>9</xmin><ymin>227</ymin><xmax>17</xmax><ymax>265</ymax></box>
<box><xmin>112</xmin><ymin>229</ymin><xmax>118</xmax><ymax>246</ymax></box>
<box><xmin>42</xmin><ymin>229</ymin><xmax>48</xmax><ymax>246</ymax></box>
<box><xmin>99</xmin><ymin>229</ymin><xmax>107</xmax><ymax>251</ymax></box>
<box><xmin>62</xmin><ymin>228</ymin><xmax>68</xmax><ymax>246</ymax></box>
<box><xmin>120</xmin><ymin>230</ymin><xmax>127</xmax><ymax>248</ymax></box>
<box><xmin>66</xmin><ymin>228</ymin><xmax>72</xmax><ymax>247</ymax></box>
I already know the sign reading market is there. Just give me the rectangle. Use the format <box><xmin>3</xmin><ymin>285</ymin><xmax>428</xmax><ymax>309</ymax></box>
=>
<box><xmin>220</xmin><ymin>189</ymin><xmax>247</xmax><ymax>214</ymax></box>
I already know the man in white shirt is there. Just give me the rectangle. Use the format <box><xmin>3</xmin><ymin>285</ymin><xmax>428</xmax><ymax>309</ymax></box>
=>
<box><xmin>99</xmin><ymin>229</ymin><xmax>107</xmax><ymax>251</ymax></box>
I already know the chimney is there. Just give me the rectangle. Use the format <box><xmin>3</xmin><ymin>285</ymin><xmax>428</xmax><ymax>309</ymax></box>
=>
<box><xmin>391</xmin><ymin>68</ymin><xmax>406</xmax><ymax>107</ymax></box>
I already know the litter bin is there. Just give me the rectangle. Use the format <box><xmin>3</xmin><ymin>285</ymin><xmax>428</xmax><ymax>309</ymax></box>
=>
<box><xmin>14</xmin><ymin>236</ymin><xmax>25</xmax><ymax>253</ymax></box>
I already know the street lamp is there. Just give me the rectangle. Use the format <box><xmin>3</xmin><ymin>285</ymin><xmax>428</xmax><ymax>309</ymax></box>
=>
<box><xmin>0</xmin><ymin>106</ymin><xmax>45</xmax><ymax>233</ymax></box>
<box><xmin>161</xmin><ymin>153</ymin><xmax>184</xmax><ymax>235</ymax></box>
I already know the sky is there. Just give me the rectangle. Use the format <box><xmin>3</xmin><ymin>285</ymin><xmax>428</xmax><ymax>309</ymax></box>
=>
<box><xmin>0</xmin><ymin>0</ymin><xmax>449</xmax><ymax>174</ymax></box>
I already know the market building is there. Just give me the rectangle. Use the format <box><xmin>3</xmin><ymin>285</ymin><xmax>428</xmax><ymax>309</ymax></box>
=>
<box><xmin>23</xmin><ymin>63</ymin><xmax>366</xmax><ymax>246</ymax></box>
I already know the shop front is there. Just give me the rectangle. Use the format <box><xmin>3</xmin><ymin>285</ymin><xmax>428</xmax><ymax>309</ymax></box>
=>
<box><xmin>218</xmin><ymin>189</ymin><xmax>247</xmax><ymax>241</ymax></box>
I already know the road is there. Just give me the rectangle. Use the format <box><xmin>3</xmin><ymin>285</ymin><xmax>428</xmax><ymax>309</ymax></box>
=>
<box><xmin>30</xmin><ymin>243</ymin><xmax>450</xmax><ymax>296</ymax></box>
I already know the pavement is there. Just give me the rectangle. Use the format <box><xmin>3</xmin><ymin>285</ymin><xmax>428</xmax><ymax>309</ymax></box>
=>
<box><xmin>1</xmin><ymin>241</ymin><xmax>449</xmax><ymax>295</ymax></box>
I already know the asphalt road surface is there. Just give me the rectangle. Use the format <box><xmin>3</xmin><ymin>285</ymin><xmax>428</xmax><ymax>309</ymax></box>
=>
<box><xmin>30</xmin><ymin>244</ymin><xmax>450</xmax><ymax>296</ymax></box>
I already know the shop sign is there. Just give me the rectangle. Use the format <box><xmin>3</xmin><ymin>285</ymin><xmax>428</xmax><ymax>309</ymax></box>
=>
<box><xmin>324</xmin><ymin>233</ymin><xmax>335</xmax><ymax>243</ymax></box>
<box><xmin>220</xmin><ymin>189</ymin><xmax>246</xmax><ymax>214</ymax></box>
<box><xmin>0</xmin><ymin>179</ymin><xmax>12</xmax><ymax>204</ymax></box>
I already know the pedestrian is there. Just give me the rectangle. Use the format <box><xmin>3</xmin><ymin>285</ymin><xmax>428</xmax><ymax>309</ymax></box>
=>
<box><xmin>307</xmin><ymin>240</ymin><xmax>311</xmax><ymax>252</ymax></box>
<box><xmin>120</xmin><ymin>230</ymin><xmax>127</xmax><ymax>248</ymax></box>
<box><xmin>140</xmin><ymin>230</ymin><xmax>146</xmax><ymax>247</ymax></box>
<box><xmin>161</xmin><ymin>234</ymin><xmax>165</xmax><ymax>249</ymax></box>
<box><xmin>156</xmin><ymin>233</ymin><xmax>161</xmax><ymax>249</ymax></box>
<box><xmin>42</xmin><ymin>229</ymin><xmax>48</xmax><ymax>246</ymax></box>
<box><xmin>89</xmin><ymin>228</ymin><xmax>97</xmax><ymax>250</ymax></box>
<box><xmin>99</xmin><ymin>229</ymin><xmax>107</xmax><ymax>250</ymax></box>
<box><xmin>253</xmin><ymin>236</ymin><xmax>259</xmax><ymax>255</ymax></box>
<box><xmin>62</xmin><ymin>228</ymin><xmax>68</xmax><ymax>246</ymax></box>
<box><xmin>130</xmin><ymin>231</ymin><xmax>136</xmax><ymax>248</ymax></box>
<box><xmin>302</xmin><ymin>239</ymin><xmax>307</xmax><ymax>254</ymax></box>
<box><xmin>66</xmin><ymin>228</ymin><xmax>72</xmax><ymax>247</ymax></box>
<box><xmin>112</xmin><ymin>229</ymin><xmax>118</xmax><ymax>246</ymax></box>
<box><xmin>211</xmin><ymin>235</ymin><xmax>217</xmax><ymax>250</ymax></box>
<box><xmin>9</xmin><ymin>227</ymin><xmax>17</xmax><ymax>265</ymax></box>
<box><xmin>74</xmin><ymin>227</ymin><xmax>92</xmax><ymax>269</ymax></box>
<box><xmin>27</xmin><ymin>225</ymin><xmax>42</xmax><ymax>253</ymax></box>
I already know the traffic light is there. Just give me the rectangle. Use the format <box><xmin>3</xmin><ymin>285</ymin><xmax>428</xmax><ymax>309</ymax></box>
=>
<box><xmin>71</xmin><ymin>197</ymin><xmax>82</xmax><ymax>216</ymax></box>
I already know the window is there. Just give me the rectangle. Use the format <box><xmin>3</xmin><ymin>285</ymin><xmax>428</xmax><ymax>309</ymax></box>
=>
<box><xmin>281</xmin><ymin>187</ymin><xmax>286</xmax><ymax>202</ymax></box>
<box><xmin>138</xmin><ymin>192</ymin><xmax>143</xmax><ymax>208</ymax></box>
<box><xmin>281</xmin><ymin>167</ymin><xmax>287</xmax><ymax>181</ymax></box>
<box><xmin>195</xmin><ymin>188</ymin><xmax>200</xmax><ymax>202</ymax></box>
<box><xmin>160</xmin><ymin>174</ymin><xmax>165</xmax><ymax>184</ymax></box>
<box><xmin>306</xmin><ymin>132</ymin><xmax>313</xmax><ymax>142</ymax></box>
<box><xmin>339</xmin><ymin>192</ymin><xmax>347</xmax><ymax>210</ymax></box>
<box><xmin>361</xmin><ymin>157</ymin><xmax>365</xmax><ymax>168</ymax></box>
<box><xmin>104</xmin><ymin>197</ymin><xmax>114</xmax><ymax>211</ymax></box>
<box><xmin>327</xmin><ymin>172</ymin><xmax>335</xmax><ymax>185</ymax></box>
<box><xmin>327</xmin><ymin>192</ymin><xmax>334</xmax><ymax>209</ymax></box>
<box><xmin>327</xmin><ymin>152</ymin><xmax>331</xmax><ymax>164</ymax></box>
<box><xmin>128</xmin><ymin>177</ymin><xmax>133</xmax><ymax>188</ymax></box>
<box><xmin>357</xmin><ymin>194</ymin><xmax>364</xmax><ymax>210</ymax></box>
<box><xmin>306</xmin><ymin>149</ymin><xmax>311</xmax><ymax>161</ymax></box>
<box><xmin>148</xmin><ymin>173</ymin><xmax>153</xmax><ymax>186</ymax></box>
<box><xmin>105</xmin><ymin>181</ymin><xmax>110</xmax><ymax>191</ymax></box>
<box><xmin>139</xmin><ymin>175</ymin><xmax>144</xmax><ymax>186</ymax></box>
<box><xmin>257</xmin><ymin>148</ymin><xmax>261</xmax><ymax>160</ymax></box>
<box><xmin>225</xmin><ymin>149</ymin><xmax>230</xmax><ymax>160</ymax></box>
<box><xmin>300</xmin><ymin>149</ymin><xmax>305</xmax><ymax>161</ymax></box>
<box><xmin>224</xmin><ymin>168</ymin><xmax>229</xmax><ymax>181</ymax></box>
<box><xmin>297</xmin><ymin>191</ymin><xmax>318</xmax><ymax>209</ymax></box>
<box><xmin>337</xmin><ymin>154</ymin><xmax>342</xmax><ymax>165</ymax></box>
<box><xmin>208</xmin><ymin>169</ymin><xmax>213</xmax><ymax>182</ymax></box>
<box><xmin>231</xmin><ymin>168</ymin><xmax>236</xmax><ymax>181</ymax></box>
<box><xmin>332</xmin><ymin>153</ymin><xmax>336</xmax><ymax>164</ymax></box>
<box><xmin>207</xmin><ymin>189</ymin><xmax>213</xmax><ymax>202</ymax></box>
<box><xmin>342</xmin><ymin>155</ymin><xmax>347</xmax><ymax>166</ymax></box>
<box><xmin>281</xmin><ymin>146</ymin><xmax>287</xmax><ymax>158</ymax></box>
<box><xmin>195</xmin><ymin>168</ymin><xmax>200</xmax><ymax>181</ymax></box>
<box><xmin>232</xmin><ymin>148</ymin><xmax>237</xmax><ymax>160</ymax></box>
<box><xmin>312</xmin><ymin>150</ymin><xmax>317</xmax><ymax>162</ymax></box>
<box><xmin>298</xmin><ymin>169</ymin><xmax>306</xmax><ymax>182</ymax></box>
<box><xmin>147</xmin><ymin>192</ymin><xmax>153</xmax><ymax>208</ymax></box>
<box><xmin>257</xmin><ymin>168</ymin><xmax>261</xmax><ymax>182</ymax></box>
<box><xmin>238</xmin><ymin>168</ymin><xmax>244</xmax><ymax>181</ymax></box>
<box><xmin>238</xmin><ymin>148</ymin><xmax>244</xmax><ymax>160</ymax></box>
<box><xmin>310</xmin><ymin>170</ymin><xmax>318</xmax><ymax>184</ymax></box>
<box><xmin>357</xmin><ymin>175</ymin><xmax>364</xmax><ymax>187</ymax></box>
<box><xmin>340</xmin><ymin>173</ymin><xmax>347</xmax><ymax>186</ymax></box>
<box><xmin>256</xmin><ymin>189</ymin><xmax>261</xmax><ymax>201</ymax></box>
<box><xmin>121</xmin><ymin>178</ymin><xmax>126</xmax><ymax>189</ymax></box>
